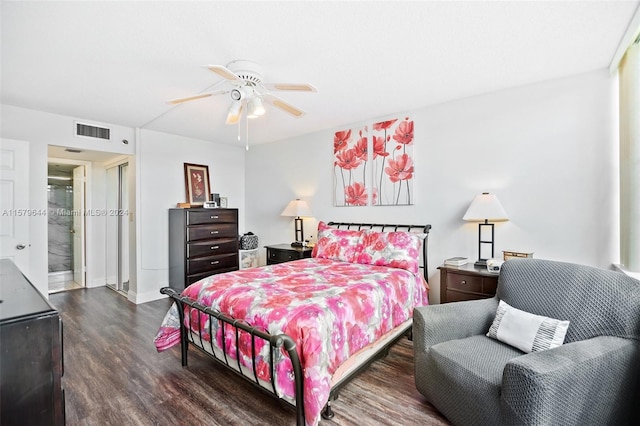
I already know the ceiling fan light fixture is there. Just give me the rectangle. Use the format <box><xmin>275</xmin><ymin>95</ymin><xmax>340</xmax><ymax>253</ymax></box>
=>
<box><xmin>226</xmin><ymin>101</ymin><xmax>243</xmax><ymax>125</ymax></box>
<box><xmin>168</xmin><ymin>60</ymin><xmax>316</xmax><ymax>125</ymax></box>
<box><xmin>247</xmin><ymin>95</ymin><xmax>265</xmax><ymax>118</ymax></box>
<box><xmin>230</xmin><ymin>88</ymin><xmax>243</xmax><ymax>101</ymax></box>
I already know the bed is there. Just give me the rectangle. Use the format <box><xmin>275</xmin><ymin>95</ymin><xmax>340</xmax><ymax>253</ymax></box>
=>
<box><xmin>155</xmin><ymin>221</ymin><xmax>431</xmax><ymax>425</ymax></box>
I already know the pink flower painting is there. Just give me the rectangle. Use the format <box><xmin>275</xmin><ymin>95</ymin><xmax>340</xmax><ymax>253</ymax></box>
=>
<box><xmin>332</xmin><ymin>117</ymin><xmax>415</xmax><ymax>206</ymax></box>
<box><xmin>334</xmin><ymin>126</ymin><xmax>369</xmax><ymax>206</ymax></box>
<box><xmin>372</xmin><ymin>116</ymin><xmax>414</xmax><ymax>205</ymax></box>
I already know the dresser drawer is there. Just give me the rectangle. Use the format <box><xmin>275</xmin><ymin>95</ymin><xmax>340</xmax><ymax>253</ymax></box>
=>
<box><xmin>187</xmin><ymin>253</ymin><xmax>238</xmax><ymax>276</ymax></box>
<box><xmin>187</xmin><ymin>209</ymin><xmax>237</xmax><ymax>225</ymax></box>
<box><xmin>447</xmin><ymin>273</ymin><xmax>483</xmax><ymax>293</ymax></box>
<box><xmin>186</xmin><ymin>267</ymin><xmax>238</xmax><ymax>286</ymax></box>
<box><xmin>187</xmin><ymin>223</ymin><xmax>237</xmax><ymax>241</ymax></box>
<box><xmin>187</xmin><ymin>238</ymin><xmax>237</xmax><ymax>258</ymax></box>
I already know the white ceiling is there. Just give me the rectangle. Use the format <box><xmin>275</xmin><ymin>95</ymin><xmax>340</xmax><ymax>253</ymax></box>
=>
<box><xmin>2</xmin><ymin>1</ymin><xmax>638</xmax><ymax>147</ymax></box>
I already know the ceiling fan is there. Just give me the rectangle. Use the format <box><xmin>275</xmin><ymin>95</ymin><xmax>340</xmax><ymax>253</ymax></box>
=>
<box><xmin>168</xmin><ymin>60</ymin><xmax>317</xmax><ymax>125</ymax></box>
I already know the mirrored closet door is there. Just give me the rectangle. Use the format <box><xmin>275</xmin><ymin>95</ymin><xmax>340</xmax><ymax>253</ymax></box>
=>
<box><xmin>105</xmin><ymin>162</ymin><xmax>129</xmax><ymax>294</ymax></box>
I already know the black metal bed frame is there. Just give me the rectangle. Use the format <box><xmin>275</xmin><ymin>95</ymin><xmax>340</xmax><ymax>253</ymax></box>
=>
<box><xmin>160</xmin><ymin>222</ymin><xmax>431</xmax><ymax>425</ymax></box>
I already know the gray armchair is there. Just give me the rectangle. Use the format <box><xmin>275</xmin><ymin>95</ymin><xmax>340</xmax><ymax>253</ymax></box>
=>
<box><xmin>414</xmin><ymin>258</ymin><xmax>640</xmax><ymax>426</ymax></box>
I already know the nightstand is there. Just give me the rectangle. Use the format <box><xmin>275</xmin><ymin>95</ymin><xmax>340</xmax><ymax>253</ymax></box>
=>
<box><xmin>265</xmin><ymin>244</ymin><xmax>313</xmax><ymax>265</ymax></box>
<box><xmin>439</xmin><ymin>263</ymin><xmax>499</xmax><ymax>303</ymax></box>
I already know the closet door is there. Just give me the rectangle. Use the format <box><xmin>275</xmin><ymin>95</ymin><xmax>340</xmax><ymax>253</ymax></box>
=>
<box><xmin>105</xmin><ymin>163</ymin><xmax>129</xmax><ymax>293</ymax></box>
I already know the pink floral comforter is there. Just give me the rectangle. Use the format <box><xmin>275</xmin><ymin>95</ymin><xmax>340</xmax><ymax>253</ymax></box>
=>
<box><xmin>154</xmin><ymin>258</ymin><xmax>428</xmax><ymax>425</ymax></box>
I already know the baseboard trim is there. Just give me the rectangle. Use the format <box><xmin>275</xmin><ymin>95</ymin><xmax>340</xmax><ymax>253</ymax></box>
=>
<box><xmin>128</xmin><ymin>285</ymin><xmax>168</xmax><ymax>304</ymax></box>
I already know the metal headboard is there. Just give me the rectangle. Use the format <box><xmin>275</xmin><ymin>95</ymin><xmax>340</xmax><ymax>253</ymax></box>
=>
<box><xmin>326</xmin><ymin>222</ymin><xmax>432</xmax><ymax>282</ymax></box>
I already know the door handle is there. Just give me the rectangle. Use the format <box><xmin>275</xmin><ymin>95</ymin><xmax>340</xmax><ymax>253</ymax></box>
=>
<box><xmin>16</xmin><ymin>244</ymin><xmax>26</xmax><ymax>250</ymax></box>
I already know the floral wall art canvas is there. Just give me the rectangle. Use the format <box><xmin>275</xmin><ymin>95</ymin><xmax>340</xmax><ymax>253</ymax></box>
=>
<box><xmin>372</xmin><ymin>117</ymin><xmax>414</xmax><ymax>206</ymax></box>
<box><xmin>334</xmin><ymin>126</ymin><xmax>369</xmax><ymax>206</ymax></box>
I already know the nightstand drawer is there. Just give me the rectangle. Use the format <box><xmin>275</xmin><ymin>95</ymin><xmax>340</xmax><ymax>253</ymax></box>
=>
<box><xmin>447</xmin><ymin>273</ymin><xmax>483</xmax><ymax>293</ymax></box>
<box><xmin>265</xmin><ymin>244</ymin><xmax>313</xmax><ymax>265</ymax></box>
<box><xmin>187</xmin><ymin>223</ymin><xmax>237</xmax><ymax>241</ymax></box>
<box><xmin>446</xmin><ymin>290</ymin><xmax>486</xmax><ymax>303</ymax></box>
<box><xmin>268</xmin><ymin>249</ymin><xmax>298</xmax><ymax>263</ymax></box>
<box><xmin>439</xmin><ymin>263</ymin><xmax>499</xmax><ymax>303</ymax></box>
<box><xmin>187</xmin><ymin>238</ymin><xmax>237</xmax><ymax>258</ymax></box>
<box><xmin>187</xmin><ymin>209</ymin><xmax>237</xmax><ymax>225</ymax></box>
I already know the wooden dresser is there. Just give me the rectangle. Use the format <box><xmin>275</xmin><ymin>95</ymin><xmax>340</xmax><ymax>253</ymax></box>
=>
<box><xmin>439</xmin><ymin>263</ymin><xmax>499</xmax><ymax>303</ymax></box>
<box><xmin>0</xmin><ymin>259</ymin><xmax>65</xmax><ymax>425</ymax></box>
<box><xmin>169</xmin><ymin>208</ymin><xmax>239</xmax><ymax>291</ymax></box>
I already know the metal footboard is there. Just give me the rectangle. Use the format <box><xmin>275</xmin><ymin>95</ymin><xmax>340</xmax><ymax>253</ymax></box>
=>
<box><xmin>160</xmin><ymin>287</ymin><xmax>306</xmax><ymax>425</ymax></box>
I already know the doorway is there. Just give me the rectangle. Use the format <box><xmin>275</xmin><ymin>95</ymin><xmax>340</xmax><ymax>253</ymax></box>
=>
<box><xmin>47</xmin><ymin>162</ymin><xmax>86</xmax><ymax>293</ymax></box>
<box><xmin>105</xmin><ymin>162</ymin><xmax>129</xmax><ymax>294</ymax></box>
<box><xmin>47</xmin><ymin>146</ymin><xmax>135</xmax><ymax>297</ymax></box>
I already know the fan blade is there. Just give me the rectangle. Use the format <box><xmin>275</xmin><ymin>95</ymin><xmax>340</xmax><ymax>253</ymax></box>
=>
<box><xmin>167</xmin><ymin>90</ymin><xmax>227</xmax><ymax>105</ymax></box>
<box><xmin>263</xmin><ymin>94</ymin><xmax>305</xmax><ymax>117</ymax></box>
<box><xmin>207</xmin><ymin>65</ymin><xmax>244</xmax><ymax>83</ymax></box>
<box><xmin>262</xmin><ymin>83</ymin><xmax>317</xmax><ymax>92</ymax></box>
<box><xmin>167</xmin><ymin>93</ymin><xmax>213</xmax><ymax>105</ymax></box>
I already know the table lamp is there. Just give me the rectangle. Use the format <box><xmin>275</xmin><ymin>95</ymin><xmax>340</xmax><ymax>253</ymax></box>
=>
<box><xmin>281</xmin><ymin>199</ymin><xmax>313</xmax><ymax>246</ymax></box>
<box><xmin>463</xmin><ymin>192</ymin><xmax>509</xmax><ymax>267</ymax></box>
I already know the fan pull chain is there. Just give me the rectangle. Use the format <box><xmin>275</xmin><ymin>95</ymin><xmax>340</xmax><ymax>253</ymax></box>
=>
<box><xmin>245</xmin><ymin>111</ymin><xmax>249</xmax><ymax>151</ymax></box>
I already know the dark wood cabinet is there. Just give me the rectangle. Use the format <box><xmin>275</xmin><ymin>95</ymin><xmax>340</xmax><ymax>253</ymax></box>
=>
<box><xmin>169</xmin><ymin>208</ymin><xmax>239</xmax><ymax>291</ymax></box>
<box><xmin>439</xmin><ymin>263</ymin><xmax>499</xmax><ymax>303</ymax></box>
<box><xmin>0</xmin><ymin>259</ymin><xmax>65</xmax><ymax>425</ymax></box>
<box><xmin>265</xmin><ymin>244</ymin><xmax>313</xmax><ymax>265</ymax></box>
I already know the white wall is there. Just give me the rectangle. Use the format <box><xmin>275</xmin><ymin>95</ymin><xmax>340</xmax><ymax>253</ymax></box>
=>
<box><xmin>1</xmin><ymin>105</ymin><xmax>135</xmax><ymax>296</ymax></box>
<box><xmin>1</xmin><ymin>105</ymin><xmax>247</xmax><ymax>302</ymax></box>
<box><xmin>132</xmin><ymin>129</ymin><xmax>246</xmax><ymax>303</ymax></box>
<box><xmin>2</xmin><ymin>69</ymin><xmax>619</xmax><ymax>303</ymax></box>
<box><xmin>245</xmin><ymin>70</ymin><xmax>619</xmax><ymax>304</ymax></box>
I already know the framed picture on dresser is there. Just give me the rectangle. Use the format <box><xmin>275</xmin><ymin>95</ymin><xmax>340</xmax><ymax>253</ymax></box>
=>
<box><xmin>184</xmin><ymin>163</ymin><xmax>211</xmax><ymax>206</ymax></box>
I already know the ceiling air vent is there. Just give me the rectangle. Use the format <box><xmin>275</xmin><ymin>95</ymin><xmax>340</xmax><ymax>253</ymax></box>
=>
<box><xmin>75</xmin><ymin>122</ymin><xmax>111</xmax><ymax>140</ymax></box>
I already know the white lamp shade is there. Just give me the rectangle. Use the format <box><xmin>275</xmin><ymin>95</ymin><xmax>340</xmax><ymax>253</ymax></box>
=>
<box><xmin>225</xmin><ymin>101</ymin><xmax>243</xmax><ymax>125</ymax></box>
<box><xmin>247</xmin><ymin>96</ymin><xmax>266</xmax><ymax>118</ymax></box>
<box><xmin>463</xmin><ymin>193</ymin><xmax>509</xmax><ymax>222</ymax></box>
<box><xmin>281</xmin><ymin>199</ymin><xmax>313</xmax><ymax>217</ymax></box>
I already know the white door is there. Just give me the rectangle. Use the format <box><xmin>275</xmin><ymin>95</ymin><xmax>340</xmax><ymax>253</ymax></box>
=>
<box><xmin>0</xmin><ymin>139</ymin><xmax>30</xmax><ymax>273</ymax></box>
<box><xmin>72</xmin><ymin>165</ymin><xmax>85</xmax><ymax>286</ymax></box>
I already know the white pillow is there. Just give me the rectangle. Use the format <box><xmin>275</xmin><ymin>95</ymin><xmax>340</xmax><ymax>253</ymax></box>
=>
<box><xmin>486</xmin><ymin>300</ymin><xmax>570</xmax><ymax>353</ymax></box>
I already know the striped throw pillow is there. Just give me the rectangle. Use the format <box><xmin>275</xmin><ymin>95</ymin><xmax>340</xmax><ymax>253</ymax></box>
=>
<box><xmin>486</xmin><ymin>300</ymin><xmax>570</xmax><ymax>353</ymax></box>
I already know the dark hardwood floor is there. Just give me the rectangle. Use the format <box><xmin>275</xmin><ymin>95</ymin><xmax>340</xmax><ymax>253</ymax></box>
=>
<box><xmin>50</xmin><ymin>287</ymin><xmax>449</xmax><ymax>425</ymax></box>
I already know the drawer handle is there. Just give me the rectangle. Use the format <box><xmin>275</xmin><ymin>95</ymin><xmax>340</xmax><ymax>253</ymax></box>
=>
<box><xmin>210</xmin><ymin>230</ymin><xmax>219</xmax><ymax>234</ymax></box>
<box><xmin>210</xmin><ymin>215</ymin><xmax>219</xmax><ymax>219</ymax></box>
<box><xmin>210</xmin><ymin>261</ymin><xmax>220</xmax><ymax>265</ymax></box>
<box><xmin>461</xmin><ymin>280</ymin><xmax>466</xmax><ymax>285</ymax></box>
<box><xmin>210</xmin><ymin>246</ymin><xmax>219</xmax><ymax>250</ymax></box>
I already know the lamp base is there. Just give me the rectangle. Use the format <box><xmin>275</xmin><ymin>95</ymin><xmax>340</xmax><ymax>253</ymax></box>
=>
<box><xmin>290</xmin><ymin>241</ymin><xmax>304</xmax><ymax>247</ymax></box>
<box><xmin>474</xmin><ymin>259</ymin><xmax>488</xmax><ymax>267</ymax></box>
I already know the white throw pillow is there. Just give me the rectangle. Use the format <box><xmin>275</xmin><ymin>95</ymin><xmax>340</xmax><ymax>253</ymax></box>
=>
<box><xmin>486</xmin><ymin>300</ymin><xmax>570</xmax><ymax>353</ymax></box>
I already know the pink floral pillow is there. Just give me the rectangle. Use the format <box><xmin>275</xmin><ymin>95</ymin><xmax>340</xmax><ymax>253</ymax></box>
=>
<box><xmin>312</xmin><ymin>221</ymin><xmax>363</xmax><ymax>263</ymax></box>
<box><xmin>354</xmin><ymin>230</ymin><xmax>422</xmax><ymax>274</ymax></box>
